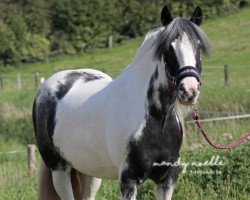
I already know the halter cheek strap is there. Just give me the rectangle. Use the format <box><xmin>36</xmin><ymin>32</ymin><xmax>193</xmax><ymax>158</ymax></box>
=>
<box><xmin>165</xmin><ymin>65</ymin><xmax>201</xmax><ymax>86</ymax></box>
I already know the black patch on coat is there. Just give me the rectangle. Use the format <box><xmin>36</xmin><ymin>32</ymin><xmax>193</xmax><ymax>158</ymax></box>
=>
<box><xmin>123</xmin><ymin>67</ymin><xmax>183</xmax><ymax>189</ymax></box>
<box><xmin>33</xmin><ymin>92</ymin><xmax>68</xmax><ymax>170</ymax></box>
<box><xmin>56</xmin><ymin>71</ymin><xmax>104</xmax><ymax>99</ymax></box>
<box><xmin>127</xmin><ymin>111</ymin><xmax>182</xmax><ymax>182</ymax></box>
<box><xmin>32</xmin><ymin>99</ymin><xmax>37</xmax><ymax>135</ymax></box>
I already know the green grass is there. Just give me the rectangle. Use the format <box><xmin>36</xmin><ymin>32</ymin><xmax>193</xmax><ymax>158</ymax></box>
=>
<box><xmin>0</xmin><ymin>7</ymin><xmax>250</xmax><ymax>200</ymax></box>
<box><xmin>203</xmin><ymin>8</ymin><xmax>250</xmax><ymax>67</ymax></box>
<box><xmin>1</xmin><ymin>144</ymin><xmax>249</xmax><ymax>200</ymax></box>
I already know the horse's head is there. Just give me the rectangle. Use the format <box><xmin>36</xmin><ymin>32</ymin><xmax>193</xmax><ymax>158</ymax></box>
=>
<box><xmin>155</xmin><ymin>5</ymin><xmax>211</xmax><ymax>106</ymax></box>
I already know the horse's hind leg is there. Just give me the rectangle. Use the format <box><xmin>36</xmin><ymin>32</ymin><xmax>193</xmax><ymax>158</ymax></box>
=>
<box><xmin>81</xmin><ymin>174</ymin><xmax>102</xmax><ymax>200</ymax></box>
<box><xmin>52</xmin><ymin>166</ymin><xmax>75</xmax><ymax>200</ymax></box>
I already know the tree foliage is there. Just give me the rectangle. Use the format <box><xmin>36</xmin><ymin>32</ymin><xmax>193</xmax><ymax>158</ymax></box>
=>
<box><xmin>0</xmin><ymin>0</ymin><xmax>247</xmax><ymax>66</ymax></box>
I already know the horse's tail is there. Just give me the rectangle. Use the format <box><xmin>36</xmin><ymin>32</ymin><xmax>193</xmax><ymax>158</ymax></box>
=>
<box><xmin>39</xmin><ymin>161</ymin><xmax>83</xmax><ymax>200</ymax></box>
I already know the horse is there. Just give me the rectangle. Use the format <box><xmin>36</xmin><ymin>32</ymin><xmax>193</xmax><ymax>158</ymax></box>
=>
<box><xmin>33</xmin><ymin>5</ymin><xmax>210</xmax><ymax>200</ymax></box>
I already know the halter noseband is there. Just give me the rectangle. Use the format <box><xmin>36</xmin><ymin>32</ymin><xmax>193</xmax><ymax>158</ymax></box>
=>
<box><xmin>165</xmin><ymin>64</ymin><xmax>201</xmax><ymax>86</ymax></box>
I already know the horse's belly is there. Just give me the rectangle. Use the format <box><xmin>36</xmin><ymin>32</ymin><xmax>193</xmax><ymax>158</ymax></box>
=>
<box><xmin>53</xmin><ymin>114</ymin><xmax>120</xmax><ymax>179</ymax></box>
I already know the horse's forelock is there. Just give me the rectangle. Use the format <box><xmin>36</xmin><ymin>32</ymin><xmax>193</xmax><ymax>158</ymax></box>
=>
<box><xmin>154</xmin><ymin>18</ymin><xmax>211</xmax><ymax>61</ymax></box>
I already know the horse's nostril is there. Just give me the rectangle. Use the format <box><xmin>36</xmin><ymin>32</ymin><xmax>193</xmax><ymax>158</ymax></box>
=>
<box><xmin>179</xmin><ymin>83</ymin><xmax>185</xmax><ymax>91</ymax></box>
<box><xmin>178</xmin><ymin>83</ymin><xmax>187</xmax><ymax>95</ymax></box>
<box><xmin>188</xmin><ymin>96</ymin><xmax>195</xmax><ymax>101</ymax></box>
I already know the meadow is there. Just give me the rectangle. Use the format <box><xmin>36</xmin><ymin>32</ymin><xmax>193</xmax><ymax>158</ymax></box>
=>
<box><xmin>0</xmin><ymin>8</ymin><xmax>250</xmax><ymax>200</ymax></box>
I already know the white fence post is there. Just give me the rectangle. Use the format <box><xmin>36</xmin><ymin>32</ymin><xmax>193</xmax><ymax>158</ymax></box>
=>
<box><xmin>16</xmin><ymin>73</ymin><xmax>21</xmax><ymax>90</ymax></box>
<box><xmin>108</xmin><ymin>35</ymin><xmax>113</xmax><ymax>49</ymax></box>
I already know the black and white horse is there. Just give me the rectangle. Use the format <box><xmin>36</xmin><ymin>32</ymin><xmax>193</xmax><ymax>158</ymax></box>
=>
<box><xmin>33</xmin><ymin>5</ymin><xmax>210</xmax><ymax>200</ymax></box>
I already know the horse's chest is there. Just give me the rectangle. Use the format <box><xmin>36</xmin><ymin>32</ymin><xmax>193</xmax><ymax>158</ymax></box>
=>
<box><xmin>127</xmin><ymin>114</ymin><xmax>183</xmax><ymax>180</ymax></box>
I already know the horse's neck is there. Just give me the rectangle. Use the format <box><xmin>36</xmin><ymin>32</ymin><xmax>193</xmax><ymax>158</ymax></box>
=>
<box><xmin>106</xmin><ymin>35</ymin><xmax>177</xmax><ymax>123</ymax></box>
<box><xmin>108</xmin><ymin>36</ymin><xmax>159</xmax><ymax>105</ymax></box>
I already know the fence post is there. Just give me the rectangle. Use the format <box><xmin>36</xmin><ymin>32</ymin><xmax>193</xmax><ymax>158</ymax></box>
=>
<box><xmin>44</xmin><ymin>54</ymin><xmax>49</xmax><ymax>63</ymax></box>
<box><xmin>27</xmin><ymin>144</ymin><xmax>37</xmax><ymax>176</ymax></box>
<box><xmin>35</xmin><ymin>72</ymin><xmax>40</xmax><ymax>89</ymax></box>
<box><xmin>108</xmin><ymin>35</ymin><xmax>113</xmax><ymax>49</ymax></box>
<box><xmin>0</xmin><ymin>75</ymin><xmax>3</xmax><ymax>90</ymax></box>
<box><xmin>224</xmin><ymin>65</ymin><xmax>229</xmax><ymax>86</ymax></box>
<box><xmin>16</xmin><ymin>73</ymin><xmax>21</xmax><ymax>90</ymax></box>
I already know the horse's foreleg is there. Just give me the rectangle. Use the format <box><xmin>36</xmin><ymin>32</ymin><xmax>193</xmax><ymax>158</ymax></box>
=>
<box><xmin>81</xmin><ymin>174</ymin><xmax>102</xmax><ymax>200</ymax></box>
<box><xmin>52</xmin><ymin>166</ymin><xmax>75</xmax><ymax>200</ymax></box>
<box><xmin>119</xmin><ymin>163</ymin><xmax>139</xmax><ymax>200</ymax></box>
<box><xmin>155</xmin><ymin>165</ymin><xmax>179</xmax><ymax>200</ymax></box>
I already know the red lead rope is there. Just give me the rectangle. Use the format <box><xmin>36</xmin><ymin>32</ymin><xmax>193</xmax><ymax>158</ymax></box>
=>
<box><xmin>192</xmin><ymin>110</ymin><xmax>250</xmax><ymax>149</ymax></box>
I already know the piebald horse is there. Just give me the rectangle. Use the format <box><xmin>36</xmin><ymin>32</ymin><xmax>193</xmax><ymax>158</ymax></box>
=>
<box><xmin>33</xmin><ymin>5</ymin><xmax>210</xmax><ymax>200</ymax></box>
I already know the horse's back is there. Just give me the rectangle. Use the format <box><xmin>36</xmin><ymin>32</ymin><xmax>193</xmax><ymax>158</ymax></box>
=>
<box><xmin>33</xmin><ymin>69</ymin><xmax>115</xmax><ymax>177</ymax></box>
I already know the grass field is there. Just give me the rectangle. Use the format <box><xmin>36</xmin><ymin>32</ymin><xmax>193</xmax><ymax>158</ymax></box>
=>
<box><xmin>0</xmin><ymin>7</ymin><xmax>250</xmax><ymax>200</ymax></box>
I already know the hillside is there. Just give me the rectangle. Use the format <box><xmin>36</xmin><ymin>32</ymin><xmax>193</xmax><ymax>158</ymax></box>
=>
<box><xmin>203</xmin><ymin>7</ymin><xmax>250</xmax><ymax>66</ymax></box>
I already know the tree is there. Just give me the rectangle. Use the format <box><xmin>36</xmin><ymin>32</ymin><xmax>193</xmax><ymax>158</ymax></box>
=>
<box><xmin>0</xmin><ymin>20</ymin><xmax>16</xmax><ymax>66</ymax></box>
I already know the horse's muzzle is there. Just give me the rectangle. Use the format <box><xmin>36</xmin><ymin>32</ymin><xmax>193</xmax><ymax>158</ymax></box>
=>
<box><xmin>177</xmin><ymin>77</ymin><xmax>200</xmax><ymax>105</ymax></box>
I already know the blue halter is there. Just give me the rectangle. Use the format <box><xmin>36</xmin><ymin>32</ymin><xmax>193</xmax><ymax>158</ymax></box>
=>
<box><xmin>165</xmin><ymin>64</ymin><xmax>201</xmax><ymax>86</ymax></box>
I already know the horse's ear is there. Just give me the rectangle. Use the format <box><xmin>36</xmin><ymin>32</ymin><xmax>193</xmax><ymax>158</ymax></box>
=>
<box><xmin>190</xmin><ymin>6</ymin><xmax>203</xmax><ymax>26</ymax></box>
<box><xmin>161</xmin><ymin>5</ymin><xmax>172</xmax><ymax>26</ymax></box>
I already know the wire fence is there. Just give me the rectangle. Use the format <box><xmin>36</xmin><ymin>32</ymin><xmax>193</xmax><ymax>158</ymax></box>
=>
<box><xmin>0</xmin><ymin>64</ymin><xmax>245</xmax><ymax>91</ymax></box>
<box><xmin>0</xmin><ymin>72</ymin><xmax>44</xmax><ymax>91</ymax></box>
<box><xmin>186</xmin><ymin>113</ymin><xmax>250</xmax><ymax>124</ymax></box>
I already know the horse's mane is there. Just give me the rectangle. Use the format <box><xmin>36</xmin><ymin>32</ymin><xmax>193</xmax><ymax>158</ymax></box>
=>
<box><xmin>154</xmin><ymin>18</ymin><xmax>211</xmax><ymax>60</ymax></box>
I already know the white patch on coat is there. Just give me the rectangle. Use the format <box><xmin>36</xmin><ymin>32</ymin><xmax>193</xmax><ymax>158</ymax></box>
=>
<box><xmin>171</xmin><ymin>33</ymin><xmax>196</xmax><ymax>68</ymax></box>
<box><xmin>158</xmin><ymin>59</ymin><xmax>168</xmax><ymax>86</ymax></box>
<box><xmin>171</xmin><ymin>33</ymin><xmax>200</xmax><ymax>104</ymax></box>
<box><xmin>165</xmin><ymin>179</ymin><xmax>175</xmax><ymax>200</ymax></box>
<box><xmin>153</xmin><ymin>90</ymin><xmax>161</xmax><ymax>109</ymax></box>
<box><xmin>133</xmin><ymin>120</ymin><xmax>146</xmax><ymax>140</ymax></box>
<box><xmin>150</xmin><ymin>61</ymin><xmax>168</xmax><ymax>111</ymax></box>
